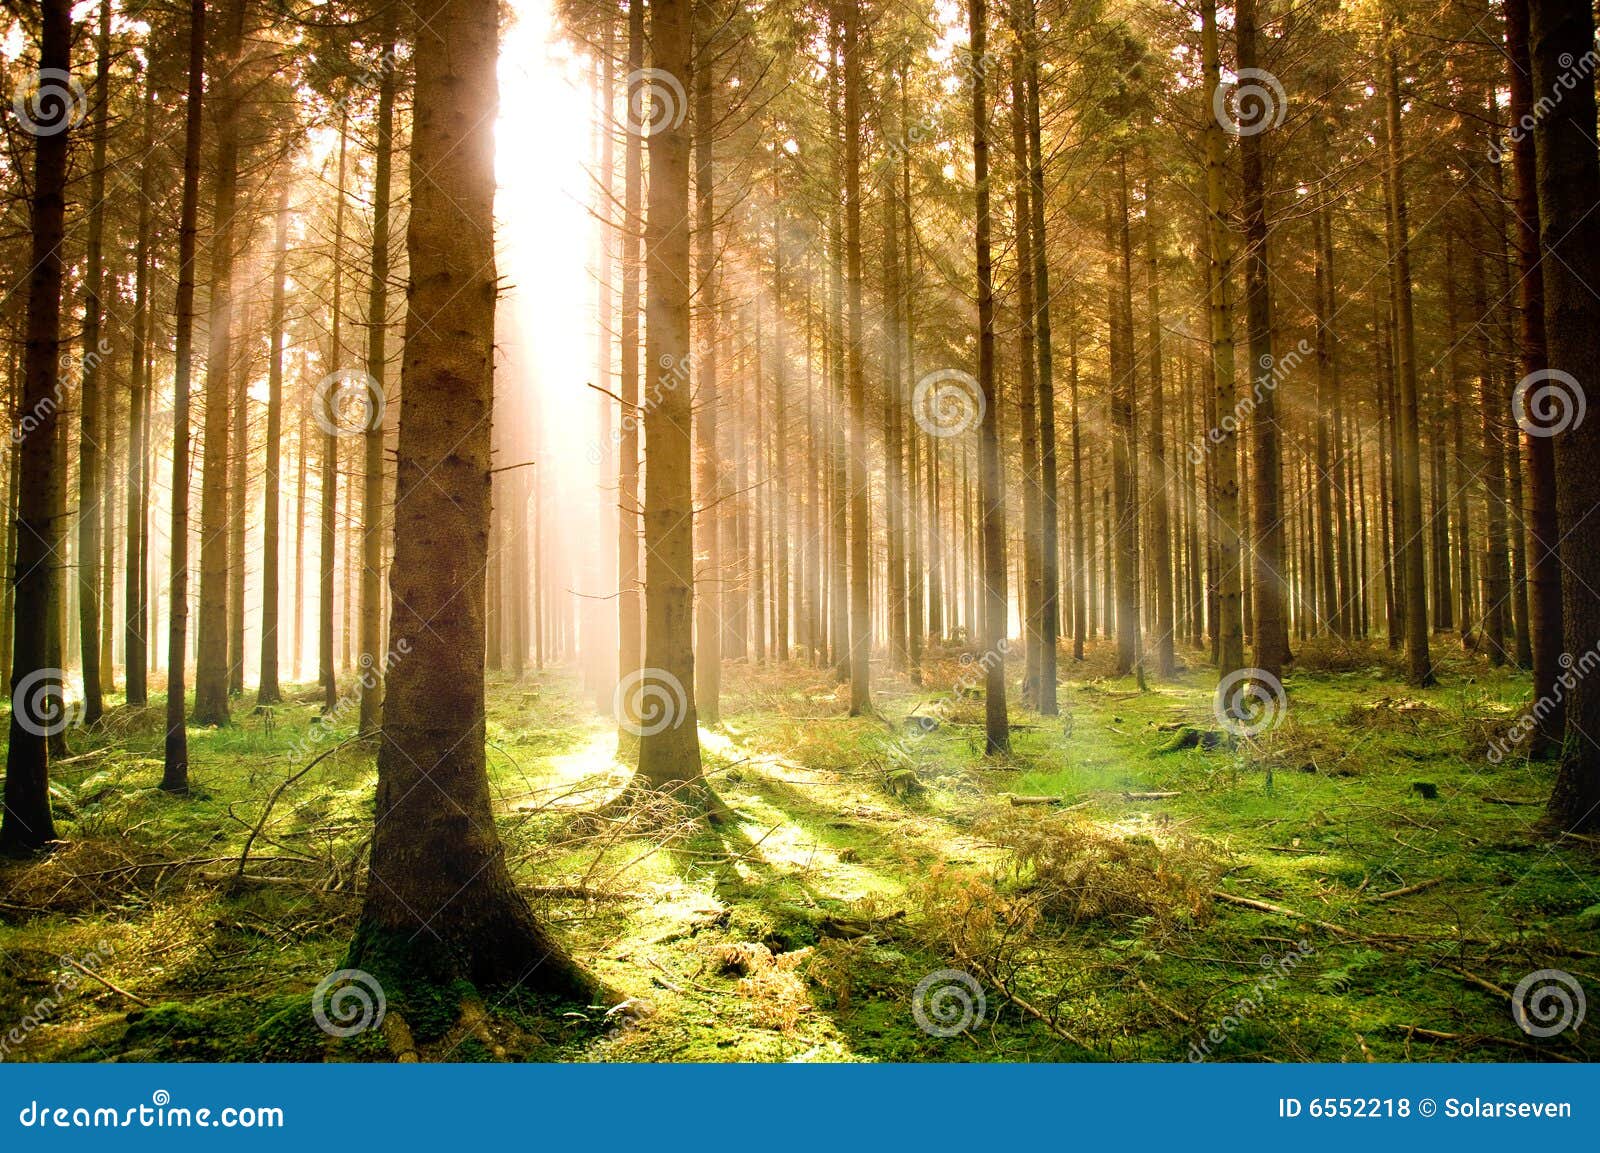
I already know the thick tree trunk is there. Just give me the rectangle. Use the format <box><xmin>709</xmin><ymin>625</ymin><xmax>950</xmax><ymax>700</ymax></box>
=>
<box><xmin>352</xmin><ymin>0</ymin><xmax>599</xmax><ymax>1000</ymax></box>
<box><xmin>1506</xmin><ymin>0</ymin><xmax>1562</xmax><ymax>749</ymax></box>
<box><xmin>194</xmin><ymin>0</ymin><xmax>247</xmax><ymax>726</ymax></box>
<box><xmin>635</xmin><ymin>0</ymin><xmax>707</xmax><ymax>795</ymax></box>
<box><xmin>1530</xmin><ymin>0</ymin><xmax>1600</xmax><ymax>831</ymax></box>
<box><xmin>1383</xmin><ymin>17</ymin><xmax>1433</xmax><ymax>686</ymax></box>
<box><xmin>2</xmin><ymin>0</ymin><xmax>73</xmax><ymax>853</ymax></box>
<box><xmin>1239</xmin><ymin>0</ymin><xmax>1287</xmax><ymax>680</ymax></box>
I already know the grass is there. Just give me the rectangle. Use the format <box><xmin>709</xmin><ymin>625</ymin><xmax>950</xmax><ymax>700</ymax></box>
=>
<box><xmin>1</xmin><ymin>638</ymin><xmax>1596</xmax><ymax>1063</ymax></box>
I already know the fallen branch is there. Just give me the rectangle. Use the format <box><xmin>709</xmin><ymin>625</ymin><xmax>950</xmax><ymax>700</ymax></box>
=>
<box><xmin>1371</xmin><ymin>878</ymin><xmax>1442</xmax><ymax>901</ymax></box>
<box><xmin>233</xmin><ymin>737</ymin><xmax>365</xmax><ymax>888</ymax></box>
<box><xmin>1122</xmin><ymin>791</ymin><xmax>1181</xmax><ymax>801</ymax></box>
<box><xmin>1389</xmin><ymin>1024</ymin><xmax>1579</xmax><ymax>1063</ymax></box>
<box><xmin>1209</xmin><ymin>890</ymin><xmax>1363</xmax><ymax>939</ymax></box>
<box><xmin>61</xmin><ymin>955</ymin><xmax>149</xmax><ymax>1008</ymax></box>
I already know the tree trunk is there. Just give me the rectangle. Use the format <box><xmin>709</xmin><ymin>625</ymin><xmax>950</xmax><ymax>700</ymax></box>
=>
<box><xmin>693</xmin><ymin>29</ymin><xmax>721</xmax><ymax>724</ymax></box>
<box><xmin>634</xmin><ymin>0</ymin><xmax>707</xmax><ymax>797</ymax></box>
<box><xmin>2</xmin><ymin>0</ymin><xmax>73</xmax><ymax>853</ymax></box>
<box><xmin>359</xmin><ymin>17</ymin><xmax>398</xmax><ymax>734</ymax></box>
<box><xmin>1506</xmin><ymin>0</ymin><xmax>1562</xmax><ymax>749</ymax></box>
<box><xmin>843</xmin><ymin>0</ymin><xmax>871</xmax><ymax>716</ymax></box>
<box><xmin>616</xmin><ymin>0</ymin><xmax>644</xmax><ymax>699</ymax></box>
<box><xmin>76</xmin><ymin>0</ymin><xmax>113</xmax><ymax>726</ymax></box>
<box><xmin>161</xmin><ymin>0</ymin><xmax>208</xmax><ymax>795</ymax></box>
<box><xmin>1531</xmin><ymin>0</ymin><xmax>1600</xmax><ymax>830</ymax></box>
<box><xmin>971</xmin><ymin>0</ymin><xmax>1010</xmax><ymax>754</ymax></box>
<box><xmin>258</xmin><ymin>185</ymin><xmax>289</xmax><ymax>706</ymax></box>
<box><xmin>351</xmin><ymin>0</ymin><xmax>599</xmax><ymax>1000</ymax></box>
<box><xmin>1383</xmin><ymin>16</ymin><xmax>1433</xmax><ymax>685</ymax></box>
<box><xmin>125</xmin><ymin>63</ymin><xmax>157</xmax><ymax>708</ymax></box>
<box><xmin>1201</xmin><ymin>0</ymin><xmax>1244</xmax><ymax>678</ymax></box>
<box><xmin>1010</xmin><ymin>40</ymin><xmax>1043</xmax><ymax>704</ymax></box>
<box><xmin>321</xmin><ymin>120</ymin><xmax>348</xmax><ymax>714</ymax></box>
<box><xmin>194</xmin><ymin>0</ymin><xmax>246</xmax><ymax>726</ymax></box>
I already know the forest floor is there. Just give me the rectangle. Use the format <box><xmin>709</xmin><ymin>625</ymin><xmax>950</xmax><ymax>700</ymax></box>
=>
<box><xmin>2</xmin><ymin>639</ymin><xmax>1597</xmax><ymax>1063</ymax></box>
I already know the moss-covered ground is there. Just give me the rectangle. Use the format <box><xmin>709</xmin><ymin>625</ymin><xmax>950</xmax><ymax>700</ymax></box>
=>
<box><xmin>2</xmin><ymin>639</ymin><xmax>1596</xmax><ymax>1062</ymax></box>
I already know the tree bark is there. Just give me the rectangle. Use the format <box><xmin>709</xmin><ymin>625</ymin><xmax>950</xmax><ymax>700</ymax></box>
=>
<box><xmin>971</xmin><ymin>0</ymin><xmax>1010</xmax><ymax>754</ymax></box>
<box><xmin>2</xmin><ymin>0</ymin><xmax>73</xmax><ymax>853</ymax></box>
<box><xmin>161</xmin><ymin>0</ymin><xmax>209</xmax><ymax>795</ymax></box>
<box><xmin>1531</xmin><ymin>0</ymin><xmax>1600</xmax><ymax>831</ymax></box>
<box><xmin>352</xmin><ymin>0</ymin><xmax>599</xmax><ymax>1000</ymax></box>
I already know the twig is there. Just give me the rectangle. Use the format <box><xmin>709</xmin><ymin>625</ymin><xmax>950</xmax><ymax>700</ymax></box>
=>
<box><xmin>234</xmin><ymin>737</ymin><xmax>364</xmax><ymax>886</ymax></box>
<box><xmin>1371</xmin><ymin>878</ymin><xmax>1442</xmax><ymax>901</ymax></box>
<box><xmin>1210</xmin><ymin>890</ymin><xmax>1364</xmax><ymax>939</ymax></box>
<box><xmin>1389</xmin><ymin>1024</ymin><xmax>1579</xmax><ymax>1063</ymax></box>
<box><xmin>61</xmin><ymin>955</ymin><xmax>150</xmax><ymax>1007</ymax></box>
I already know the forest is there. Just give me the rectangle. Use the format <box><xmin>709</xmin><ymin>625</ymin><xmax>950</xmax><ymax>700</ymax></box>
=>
<box><xmin>0</xmin><ymin>0</ymin><xmax>1597</xmax><ymax>1066</ymax></box>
